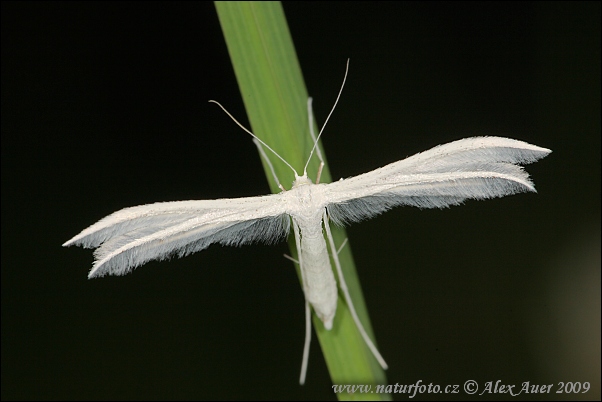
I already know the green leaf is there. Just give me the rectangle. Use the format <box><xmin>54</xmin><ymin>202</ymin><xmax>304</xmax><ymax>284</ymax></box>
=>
<box><xmin>214</xmin><ymin>2</ymin><xmax>389</xmax><ymax>399</ymax></box>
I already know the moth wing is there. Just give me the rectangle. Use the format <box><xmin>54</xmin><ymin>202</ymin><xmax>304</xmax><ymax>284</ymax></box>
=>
<box><xmin>63</xmin><ymin>194</ymin><xmax>291</xmax><ymax>278</ymax></box>
<box><xmin>323</xmin><ymin>136</ymin><xmax>551</xmax><ymax>225</ymax></box>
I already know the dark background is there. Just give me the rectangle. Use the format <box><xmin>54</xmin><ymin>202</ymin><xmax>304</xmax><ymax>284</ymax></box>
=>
<box><xmin>2</xmin><ymin>2</ymin><xmax>600</xmax><ymax>400</ymax></box>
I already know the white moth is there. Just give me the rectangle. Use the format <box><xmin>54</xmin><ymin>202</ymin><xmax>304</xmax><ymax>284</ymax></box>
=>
<box><xmin>63</xmin><ymin>61</ymin><xmax>551</xmax><ymax>384</ymax></box>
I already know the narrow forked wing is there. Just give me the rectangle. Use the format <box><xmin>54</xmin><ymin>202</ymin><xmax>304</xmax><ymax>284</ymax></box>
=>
<box><xmin>324</xmin><ymin>137</ymin><xmax>551</xmax><ymax>225</ymax></box>
<box><xmin>63</xmin><ymin>194</ymin><xmax>291</xmax><ymax>278</ymax></box>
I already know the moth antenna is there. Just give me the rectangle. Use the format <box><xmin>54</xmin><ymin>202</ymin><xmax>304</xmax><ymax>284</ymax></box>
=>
<box><xmin>303</xmin><ymin>59</ymin><xmax>350</xmax><ymax>176</ymax></box>
<box><xmin>253</xmin><ymin>139</ymin><xmax>286</xmax><ymax>191</ymax></box>
<box><xmin>209</xmin><ymin>100</ymin><xmax>299</xmax><ymax>178</ymax></box>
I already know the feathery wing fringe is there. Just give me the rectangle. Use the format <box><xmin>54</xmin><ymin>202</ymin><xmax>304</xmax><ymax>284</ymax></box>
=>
<box><xmin>89</xmin><ymin>215</ymin><xmax>289</xmax><ymax>278</ymax></box>
<box><xmin>64</xmin><ymin>136</ymin><xmax>550</xmax><ymax>277</ymax></box>
<box><xmin>326</xmin><ymin>137</ymin><xmax>551</xmax><ymax>225</ymax></box>
<box><xmin>63</xmin><ymin>197</ymin><xmax>290</xmax><ymax>278</ymax></box>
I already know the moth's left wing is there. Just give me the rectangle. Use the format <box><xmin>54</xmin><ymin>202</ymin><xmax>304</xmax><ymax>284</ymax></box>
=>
<box><xmin>63</xmin><ymin>194</ymin><xmax>291</xmax><ymax>278</ymax></box>
<box><xmin>323</xmin><ymin>137</ymin><xmax>551</xmax><ymax>225</ymax></box>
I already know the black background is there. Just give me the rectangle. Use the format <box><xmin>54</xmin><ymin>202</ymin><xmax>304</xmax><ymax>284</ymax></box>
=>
<box><xmin>2</xmin><ymin>2</ymin><xmax>600</xmax><ymax>400</ymax></box>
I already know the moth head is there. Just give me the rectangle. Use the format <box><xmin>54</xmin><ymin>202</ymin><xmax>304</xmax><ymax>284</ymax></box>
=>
<box><xmin>292</xmin><ymin>175</ymin><xmax>313</xmax><ymax>188</ymax></box>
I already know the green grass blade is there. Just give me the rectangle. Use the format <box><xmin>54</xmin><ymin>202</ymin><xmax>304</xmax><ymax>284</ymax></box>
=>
<box><xmin>214</xmin><ymin>2</ymin><xmax>389</xmax><ymax>399</ymax></box>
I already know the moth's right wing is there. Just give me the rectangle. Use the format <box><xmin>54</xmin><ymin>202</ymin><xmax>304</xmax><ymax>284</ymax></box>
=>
<box><xmin>323</xmin><ymin>137</ymin><xmax>551</xmax><ymax>225</ymax></box>
<box><xmin>63</xmin><ymin>194</ymin><xmax>291</xmax><ymax>278</ymax></box>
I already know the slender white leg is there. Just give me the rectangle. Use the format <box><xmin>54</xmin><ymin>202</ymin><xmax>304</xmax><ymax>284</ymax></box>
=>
<box><xmin>283</xmin><ymin>254</ymin><xmax>299</xmax><ymax>264</ymax></box>
<box><xmin>336</xmin><ymin>238</ymin><xmax>348</xmax><ymax>255</ymax></box>
<box><xmin>322</xmin><ymin>212</ymin><xmax>388</xmax><ymax>370</ymax></box>
<box><xmin>287</xmin><ymin>238</ymin><xmax>346</xmax><ymax>264</ymax></box>
<box><xmin>299</xmin><ymin>300</ymin><xmax>311</xmax><ymax>385</ymax></box>
<box><xmin>285</xmin><ymin>233</ymin><xmax>347</xmax><ymax>383</ymax></box>
<box><xmin>286</xmin><ymin>237</ymin><xmax>346</xmax><ymax>264</ymax></box>
<box><xmin>255</xmin><ymin>135</ymin><xmax>313</xmax><ymax>384</ymax></box>
<box><xmin>315</xmin><ymin>162</ymin><xmax>325</xmax><ymax>185</ymax></box>
<box><xmin>307</xmin><ymin>98</ymin><xmax>325</xmax><ymax>184</ymax></box>
<box><xmin>292</xmin><ymin>220</ymin><xmax>312</xmax><ymax>385</ymax></box>
<box><xmin>303</xmin><ymin>60</ymin><xmax>349</xmax><ymax>183</ymax></box>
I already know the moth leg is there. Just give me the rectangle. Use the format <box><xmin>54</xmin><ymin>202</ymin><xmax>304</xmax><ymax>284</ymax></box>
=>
<box><xmin>292</xmin><ymin>219</ymin><xmax>312</xmax><ymax>385</ymax></box>
<box><xmin>335</xmin><ymin>238</ymin><xmax>349</xmax><ymax>255</ymax></box>
<box><xmin>253</xmin><ymin>138</ymin><xmax>286</xmax><ymax>192</ymax></box>
<box><xmin>284</xmin><ymin>241</ymin><xmax>319</xmax><ymax>398</ymax></box>
<box><xmin>299</xmin><ymin>300</ymin><xmax>311</xmax><ymax>385</ymax></box>
<box><xmin>315</xmin><ymin>163</ymin><xmax>325</xmax><ymax>185</ymax></box>
<box><xmin>323</xmin><ymin>212</ymin><xmax>389</xmax><ymax>371</ymax></box>
<box><xmin>284</xmin><ymin>254</ymin><xmax>299</xmax><ymax>264</ymax></box>
<box><xmin>306</xmin><ymin>60</ymin><xmax>350</xmax><ymax>184</ymax></box>
<box><xmin>285</xmin><ymin>241</ymin><xmax>346</xmax><ymax>263</ymax></box>
<box><xmin>307</xmin><ymin>97</ymin><xmax>325</xmax><ymax>184</ymax></box>
<box><xmin>285</xmin><ymin>239</ymin><xmax>345</xmax><ymax>264</ymax></box>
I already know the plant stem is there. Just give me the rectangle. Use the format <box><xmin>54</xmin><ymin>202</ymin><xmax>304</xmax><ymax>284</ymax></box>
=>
<box><xmin>214</xmin><ymin>2</ymin><xmax>389</xmax><ymax>399</ymax></box>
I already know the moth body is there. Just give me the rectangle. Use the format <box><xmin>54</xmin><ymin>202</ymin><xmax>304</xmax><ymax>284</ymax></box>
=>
<box><xmin>288</xmin><ymin>176</ymin><xmax>337</xmax><ymax>330</ymax></box>
<box><xmin>63</xmin><ymin>62</ymin><xmax>551</xmax><ymax>384</ymax></box>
